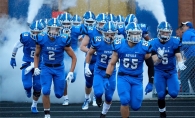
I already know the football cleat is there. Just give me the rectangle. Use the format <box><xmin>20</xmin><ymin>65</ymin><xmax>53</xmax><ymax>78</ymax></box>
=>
<box><xmin>26</xmin><ymin>90</ymin><xmax>31</xmax><ymax>98</ymax></box>
<box><xmin>92</xmin><ymin>96</ymin><xmax>98</xmax><ymax>106</ymax></box>
<box><xmin>100</xmin><ymin>113</ymin><xmax>106</xmax><ymax>118</ymax></box>
<box><xmin>96</xmin><ymin>97</ymin><xmax>102</xmax><ymax>107</ymax></box>
<box><xmin>82</xmin><ymin>98</ymin><xmax>91</xmax><ymax>110</ymax></box>
<box><xmin>62</xmin><ymin>99</ymin><xmax>69</xmax><ymax>106</ymax></box>
<box><xmin>44</xmin><ymin>114</ymin><xmax>51</xmax><ymax>118</ymax></box>
<box><xmin>160</xmin><ymin>111</ymin><xmax>166</xmax><ymax>118</ymax></box>
<box><xmin>31</xmin><ymin>106</ymin><xmax>38</xmax><ymax>114</ymax></box>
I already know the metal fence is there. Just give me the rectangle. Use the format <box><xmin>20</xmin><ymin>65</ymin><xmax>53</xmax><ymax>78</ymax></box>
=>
<box><xmin>152</xmin><ymin>41</ymin><xmax>195</xmax><ymax>98</ymax></box>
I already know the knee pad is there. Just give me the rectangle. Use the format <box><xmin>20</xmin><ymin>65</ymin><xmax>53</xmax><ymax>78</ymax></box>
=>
<box><xmin>131</xmin><ymin>104</ymin><xmax>141</xmax><ymax>111</ymax></box>
<box><xmin>85</xmin><ymin>76</ymin><xmax>93</xmax><ymax>88</ymax></box>
<box><xmin>157</xmin><ymin>91</ymin><xmax>166</xmax><ymax>99</ymax></box>
<box><xmin>105</xmin><ymin>94</ymin><xmax>113</xmax><ymax>103</ymax></box>
<box><xmin>86</xmin><ymin>81</ymin><xmax>93</xmax><ymax>88</ymax></box>
<box><xmin>94</xmin><ymin>91</ymin><xmax>103</xmax><ymax>98</ymax></box>
<box><xmin>33</xmin><ymin>91</ymin><xmax>41</xmax><ymax>97</ymax></box>
<box><xmin>42</xmin><ymin>89</ymin><xmax>50</xmax><ymax>95</ymax></box>
<box><xmin>55</xmin><ymin>93</ymin><xmax>63</xmax><ymax>98</ymax></box>
<box><xmin>169</xmin><ymin>91</ymin><xmax>178</xmax><ymax>98</ymax></box>
<box><xmin>24</xmin><ymin>88</ymin><xmax>31</xmax><ymax>92</ymax></box>
<box><xmin>120</xmin><ymin>96</ymin><xmax>129</xmax><ymax>106</ymax></box>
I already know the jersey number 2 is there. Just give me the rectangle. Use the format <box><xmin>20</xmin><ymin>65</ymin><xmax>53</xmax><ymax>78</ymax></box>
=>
<box><xmin>48</xmin><ymin>51</ymin><xmax>55</xmax><ymax>60</ymax></box>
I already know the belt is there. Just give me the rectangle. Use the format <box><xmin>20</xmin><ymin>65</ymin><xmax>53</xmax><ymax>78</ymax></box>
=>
<box><xmin>118</xmin><ymin>72</ymin><xmax>138</xmax><ymax>77</ymax></box>
<box><xmin>98</xmin><ymin>66</ymin><xmax>106</xmax><ymax>70</ymax></box>
<box><xmin>44</xmin><ymin>63</ymin><xmax>61</xmax><ymax>67</ymax></box>
<box><xmin>20</xmin><ymin>62</ymin><xmax>31</xmax><ymax>70</ymax></box>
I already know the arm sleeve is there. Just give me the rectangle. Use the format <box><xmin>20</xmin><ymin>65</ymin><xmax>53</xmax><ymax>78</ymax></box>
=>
<box><xmin>12</xmin><ymin>40</ymin><xmax>23</xmax><ymax>58</ymax></box>
<box><xmin>174</xmin><ymin>46</ymin><xmax>180</xmax><ymax>54</ymax></box>
<box><xmin>145</xmin><ymin>56</ymin><xmax>154</xmax><ymax>83</ymax></box>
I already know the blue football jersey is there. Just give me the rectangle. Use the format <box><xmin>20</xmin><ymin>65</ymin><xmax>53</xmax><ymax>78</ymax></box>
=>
<box><xmin>36</xmin><ymin>33</ymin><xmax>70</xmax><ymax>64</ymax></box>
<box><xmin>149</xmin><ymin>37</ymin><xmax>181</xmax><ymax>71</ymax></box>
<box><xmin>70</xmin><ymin>25</ymin><xmax>83</xmax><ymax>50</ymax></box>
<box><xmin>20</xmin><ymin>32</ymin><xmax>36</xmax><ymax>62</ymax></box>
<box><xmin>82</xmin><ymin>26</ymin><xmax>102</xmax><ymax>63</ymax></box>
<box><xmin>113</xmin><ymin>38</ymin><xmax>152</xmax><ymax>76</ymax></box>
<box><xmin>91</xmin><ymin>36</ymin><xmax>113</xmax><ymax>69</ymax></box>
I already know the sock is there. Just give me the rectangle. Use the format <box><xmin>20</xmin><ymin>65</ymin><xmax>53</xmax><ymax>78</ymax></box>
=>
<box><xmin>85</xmin><ymin>94</ymin><xmax>90</xmax><ymax>99</ymax></box>
<box><xmin>44</xmin><ymin>109</ymin><xmax>50</xmax><ymax>115</ymax></box>
<box><xmin>45</xmin><ymin>114</ymin><xmax>50</xmax><ymax>117</ymax></box>
<box><xmin>31</xmin><ymin>100</ymin><xmax>38</xmax><ymax>107</ymax></box>
<box><xmin>159</xmin><ymin>107</ymin><xmax>166</xmax><ymax>112</ymax></box>
<box><xmin>63</xmin><ymin>95</ymin><xmax>68</xmax><ymax>100</ymax></box>
<box><xmin>101</xmin><ymin>102</ymin><xmax>111</xmax><ymax>115</ymax></box>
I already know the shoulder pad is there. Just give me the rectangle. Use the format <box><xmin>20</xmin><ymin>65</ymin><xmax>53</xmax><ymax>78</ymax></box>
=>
<box><xmin>140</xmin><ymin>40</ymin><xmax>152</xmax><ymax>53</ymax></box>
<box><xmin>36</xmin><ymin>33</ymin><xmax>45</xmax><ymax>45</ymax></box>
<box><xmin>61</xmin><ymin>34</ymin><xmax>68</xmax><ymax>39</ymax></box>
<box><xmin>91</xmin><ymin>36</ymin><xmax>102</xmax><ymax>48</ymax></box>
<box><xmin>171</xmin><ymin>36</ymin><xmax>181</xmax><ymax>48</ymax></box>
<box><xmin>20</xmin><ymin>32</ymin><xmax>30</xmax><ymax>43</ymax></box>
<box><xmin>112</xmin><ymin>37</ymin><xmax>123</xmax><ymax>51</ymax></box>
<box><xmin>23</xmin><ymin>33</ymin><xmax>29</xmax><ymax>36</ymax></box>
<box><xmin>148</xmin><ymin>38</ymin><xmax>158</xmax><ymax>45</ymax></box>
<box><xmin>148</xmin><ymin>38</ymin><xmax>155</xmax><ymax>42</ymax></box>
<box><xmin>61</xmin><ymin>34</ymin><xmax>71</xmax><ymax>46</ymax></box>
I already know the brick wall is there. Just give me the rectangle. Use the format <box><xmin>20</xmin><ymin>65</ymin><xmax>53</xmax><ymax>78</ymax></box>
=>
<box><xmin>0</xmin><ymin>0</ymin><xmax>8</xmax><ymax>16</ymax></box>
<box><xmin>179</xmin><ymin>0</ymin><xmax>195</xmax><ymax>27</ymax></box>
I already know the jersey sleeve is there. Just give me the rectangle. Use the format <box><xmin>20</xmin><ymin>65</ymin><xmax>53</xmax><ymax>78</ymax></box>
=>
<box><xmin>20</xmin><ymin>32</ymin><xmax>30</xmax><ymax>44</ymax></box>
<box><xmin>91</xmin><ymin>36</ymin><xmax>102</xmax><ymax>49</ymax></box>
<box><xmin>172</xmin><ymin>36</ymin><xmax>182</xmax><ymax>49</ymax></box>
<box><xmin>112</xmin><ymin>37</ymin><xmax>122</xmax><ymax>52</ymax></box>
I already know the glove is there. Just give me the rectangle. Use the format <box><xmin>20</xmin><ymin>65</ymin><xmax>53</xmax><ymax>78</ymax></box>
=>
<box><xmin>25</xmin><ymin>62</ymin><xmax>34</xmax><ymax>75</ymax></box>
<box><xmin>85</xmin><ymin>63</ymin><xmax>92</xmax><ymax>77</ymax></box>
<box><xmin>145</xmin><ymin>83</ymin><xmax>153</xmax><ymax>95</ymax></box>
<box><xmin>10</xmin><ymin>58</ymin><xmax>16</xmax><ymax>69</ymax></box>
<box><xmin>34</xmin><ymin>68</ymin><xmax>41</xmax><ymax>76</ymax></box>
<box><xmin>66</xmin><ymin>72</ymin><xmax>74</xmax><ymax>84</ymax></box>
<box><xmin>178</xmin><ymin>61</ymin><xmax>187</xmax><ymax>70</ymax></box>
<box><xmin>103</xmin><ymin>79</ymin><xmax>110</xmax><ymax>90</ymax></box>
<box><xmin>157</xmin><ymin>48</ymin><xmax>164</xmax><ymax>59</ymax></box>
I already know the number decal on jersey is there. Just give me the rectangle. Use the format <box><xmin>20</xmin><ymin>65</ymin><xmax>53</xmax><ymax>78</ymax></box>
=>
<box><xmin>30</xmin><ymin>51</ymin><xmax>35</xmax><ymax>58</ymax></box>
<box><xmin>48</xmin><ymin>51</ymin><xmax>55</xmax><ymax>60</ymax></box>
<box><xmin>123</xmin><ymin>58</ymin><xmax>138</xmax><ymax>69</ymax></box>
<box><xmin>95</xmin><ymin>36</ymin><xmax>101</xmax><ymax>41</ymax></box>
<box><xmin>162</xmin><ymin>54</ymin><xmax>168</xmax><ymax>64</ymax></box>
<box><xmin>100</xmin><ymin>54</ymin><xmax>111</xmax><ymax>63</ymax></box>
<box><xmin>140</xmin><ymin>24</ymin><xmax>146</xmax><ymax>27</ymax></box>
<box><xmin>142</xmin><ymin>40</ymin><xmax>149</xmax><ymax>46</ymax></box>
<box><xmin>115</xmin><ymin>38</ymin><xmax>121</xmax><ymax>44</ymax></box>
